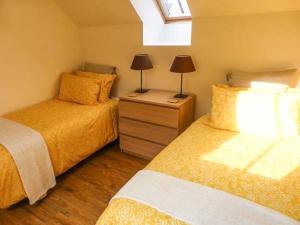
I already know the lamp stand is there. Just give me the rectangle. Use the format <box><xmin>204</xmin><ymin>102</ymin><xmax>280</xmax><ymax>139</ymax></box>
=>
<box><xmin>174</xmin><ymin>73</ymin><xmax>188</xmax><ymax>98</ymax></box>
<box><xmin>135</xmin><ymin>70</ymin><xmax>149</xmax><ymax>93</ymax></box>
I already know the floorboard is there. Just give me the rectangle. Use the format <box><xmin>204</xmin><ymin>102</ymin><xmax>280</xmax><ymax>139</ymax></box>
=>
<box><xmin>0</xmin><ymin>142</ymin><xmax>148</xmax><ymax>225</ymax></box>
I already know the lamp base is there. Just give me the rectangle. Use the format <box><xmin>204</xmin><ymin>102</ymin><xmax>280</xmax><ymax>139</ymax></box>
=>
<box><xmin>135</xmin><ymin>89</ymin><xmax>149</xmax><ymax>93</ymax></box>
<box><xmin>174</xmin><ymin>93</ymin><xmax>188</xmax><ymax>99</ymax></box>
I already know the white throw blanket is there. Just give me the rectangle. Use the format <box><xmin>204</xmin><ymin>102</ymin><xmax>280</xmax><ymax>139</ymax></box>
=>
<box><xmin>0</xmin><ymin>118</ymin><xmax>56</xmax><ymax>205</ymax></box>
<box><xmin>112</xmin><ymin>170</ymin><xmax>300</xmax><ymax>225</ymax></box>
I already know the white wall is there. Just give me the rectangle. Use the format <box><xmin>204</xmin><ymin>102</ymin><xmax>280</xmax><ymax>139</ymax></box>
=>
<box><xmin>157</xmin><ymin>21</ymin><xmax>192</xmax><ymax>46</ymax></box>
<box><xmin>0</xmin><ymin>0</ymin><xmax>82</xmax><ymax>115</ymax></box>
<box><xmin>2</xmin><ymin>1</ymin><xmax>299</xmax><ymax>118</ymax></box>
<box><xmin>81</xmin><ymin>11</ymin><xmax>300</xmax><ymax>117</ymax></box>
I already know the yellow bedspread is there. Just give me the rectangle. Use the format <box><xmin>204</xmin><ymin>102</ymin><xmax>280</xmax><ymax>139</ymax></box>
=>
<box><xmin>97</xmin><ymin>115</ymin><xmax>300</xmax><ymax>224</ymax></box>
<box><xmin>0</xmin><ymin>99</ymin><xmax>118</xmax><ymax>209</ymax></box>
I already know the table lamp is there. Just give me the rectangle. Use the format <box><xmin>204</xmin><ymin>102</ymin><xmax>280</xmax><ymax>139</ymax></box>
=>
<box><xmin>170</xmin><ymin>55</ymin><xmax>196</xmax><ymax>98</ymax></box>
<box><xmin>131</xmin><ymin>54</ymin><xmax>153</xmax><ymax>93</ymax></box>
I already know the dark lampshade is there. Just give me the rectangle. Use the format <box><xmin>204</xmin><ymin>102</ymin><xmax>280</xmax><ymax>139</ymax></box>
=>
<box><xmin>131</xmin><ymin>54</ymin><xmax>153</xmax><ymax>70</ymax></box>
<box><xmin>170</xmin><ymin>55</ymin><xmax>196</xmax><ymax>73</ymax></box>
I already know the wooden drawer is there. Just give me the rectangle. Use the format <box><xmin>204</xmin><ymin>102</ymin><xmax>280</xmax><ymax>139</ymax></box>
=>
<box><xmin>119</xmin><ymin>118</ymin><xmax>178</xmax><ymax>145</ymax></box>
<box><xmin>119</xmin><ymin>101</ymin><xmax>179</xmax><ymax>128</ymax></box>
<box><xmin>120</xmin><ymin>135</ymin><xmax>165</xmax><ymax>160</ymax></box>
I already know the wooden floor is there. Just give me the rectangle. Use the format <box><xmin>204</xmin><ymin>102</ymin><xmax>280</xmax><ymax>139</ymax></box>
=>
<box><xmin>0</xmin><ymin>142</ymin><xmax>148</xmax><ymax>225</ymax></box>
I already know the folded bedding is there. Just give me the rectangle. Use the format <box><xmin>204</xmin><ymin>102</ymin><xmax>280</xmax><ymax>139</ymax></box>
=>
<box><xmin>0</xmin><ymin>118</ymin><xmax>55</xmax><ymax>205</ymax></box>
<box><xmin>0</xmin><ymin>99</ymin><xmax>118</xmax><ymax>208</ymax></box>
<box><xmin>97</xmin><ymin>115</ymin><xmax>300</xmax><ymax>224</ymax></box>
<box><xmin>112</xmin><ymin>170</ymin><xmax>299</xmax><ymax>225</ymax></box>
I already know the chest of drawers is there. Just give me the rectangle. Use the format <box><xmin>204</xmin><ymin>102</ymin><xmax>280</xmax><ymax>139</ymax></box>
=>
<box><xmin>119</xmin><ymin>90</ymin><xmax>195</xmax><ymax>160</ymax></box>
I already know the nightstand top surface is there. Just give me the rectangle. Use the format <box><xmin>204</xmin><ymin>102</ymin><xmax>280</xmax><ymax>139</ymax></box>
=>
<box><xmin>120</xmin><ymin>89</ymin><xmax>195</xmax><ymax>108</ymax></box>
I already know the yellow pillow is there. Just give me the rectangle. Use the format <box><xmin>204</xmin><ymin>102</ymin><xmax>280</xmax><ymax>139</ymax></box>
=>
<box><xmin>211</xmin><ymin>84</ymin><xmax>279</xmax><ymax>136</ymax></box>
<box><xmin>211</xmin><ymin>84</ymin><xmax>300</xmax><ymax>137</ymax></box>
<box><xmin>286</xmin><ymin>88</ymin><xmax>300</xmax><ymax>135</ymax></box>
<box><xmin>277</xmin><ymin>92</ymin><xmax>300</xmax><ymax>138</ymax></box>
<box><xmin>76</xmin><ymin>71</ymin><xmax>116</xmax><ymax>103</ymax></box>
<box><xmin>287</xmin><ymin>88</ymin><xmax>300</xmax><ymax>104</ymax></box>
<box><xmin>58</xmin><ymin>74</ymin><xmax>100</xmax><ymax>105</ymax></box>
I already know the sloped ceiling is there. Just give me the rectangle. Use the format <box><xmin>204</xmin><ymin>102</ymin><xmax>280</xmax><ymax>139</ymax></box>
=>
<box><xmin>54</xmin><ymin>0</ymin><xmax>300</xmax><ymax>27</ymax></box>
<box><xmin>54</xmin><ymin>0</ymin><xmax>140</xmax><ymax>26</ymax></box>
<box><xmin>191</xmin><ymin>0</ymin><xmax>300</xmax><ymax>18</ymax></box>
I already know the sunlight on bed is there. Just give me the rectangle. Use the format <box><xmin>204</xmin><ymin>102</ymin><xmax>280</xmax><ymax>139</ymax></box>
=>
<box><xmin>202</xmin><ymin>136</ymin><xmax>300</xmax><ymax>180</ymax></box>
<box><xmin>203</xmin><ymin>84</ymin><xmax>300</xmax><ymax>180</ymax></box>
<box><xmin>201</xmin><ymin>135</ymin><xmax>275</xmax><ymax>170</ymax></box>
<box><xmin>248</xmin><ymin>140</ymin><xmax>300</xmax><ymax>180</ymax></box>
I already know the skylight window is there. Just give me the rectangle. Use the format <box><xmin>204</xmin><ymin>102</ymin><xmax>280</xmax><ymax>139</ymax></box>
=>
<box><xmin>130</xmin><ymin>0</ymin><xmax>192</xmax><ymax>46</ymax></box>
<box><xmin>157</xmin><ymin>0</ymin><xmax>192</xmax><ymax>22</ymax></box>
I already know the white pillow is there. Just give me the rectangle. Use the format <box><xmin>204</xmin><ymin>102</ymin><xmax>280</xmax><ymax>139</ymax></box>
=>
<box><xmin>227</xmin><ymin>68</ymin><xmax>299</xmax><ymax>88</ymax></box>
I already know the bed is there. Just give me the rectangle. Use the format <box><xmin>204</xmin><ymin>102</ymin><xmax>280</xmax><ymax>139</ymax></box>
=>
<box><xmin>97</xmin><ymin>114</ymin><xmax>300</xmax><ymax>224</ymax></box>
<box><xmin>0</xmin><ymin>98</ymin><xmax>118</xmax><ymax>209</ymax></box>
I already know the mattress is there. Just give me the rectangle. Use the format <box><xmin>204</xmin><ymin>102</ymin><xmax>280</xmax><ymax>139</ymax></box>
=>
<box><xmin>0</xmin><ymin>99</ymin><xmax>118</xmax><ymax>208</ymax></box>
<box><xmin>97</xmin><ymin>115</ymin><xmax>300</xmax><ymax>224</ymax></box>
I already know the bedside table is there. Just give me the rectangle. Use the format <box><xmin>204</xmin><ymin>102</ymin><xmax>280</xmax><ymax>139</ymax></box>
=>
<box><xmin>119</xmin><ymin>89</ymin><xmax>195</xmax><ymax>160</ymax></box>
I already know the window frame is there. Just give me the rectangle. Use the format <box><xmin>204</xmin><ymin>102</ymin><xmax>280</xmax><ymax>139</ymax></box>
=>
<box><xmin>155</xmin><ymin>0</ymin><xmax>192</xmax><ymax>23</ymax></box>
